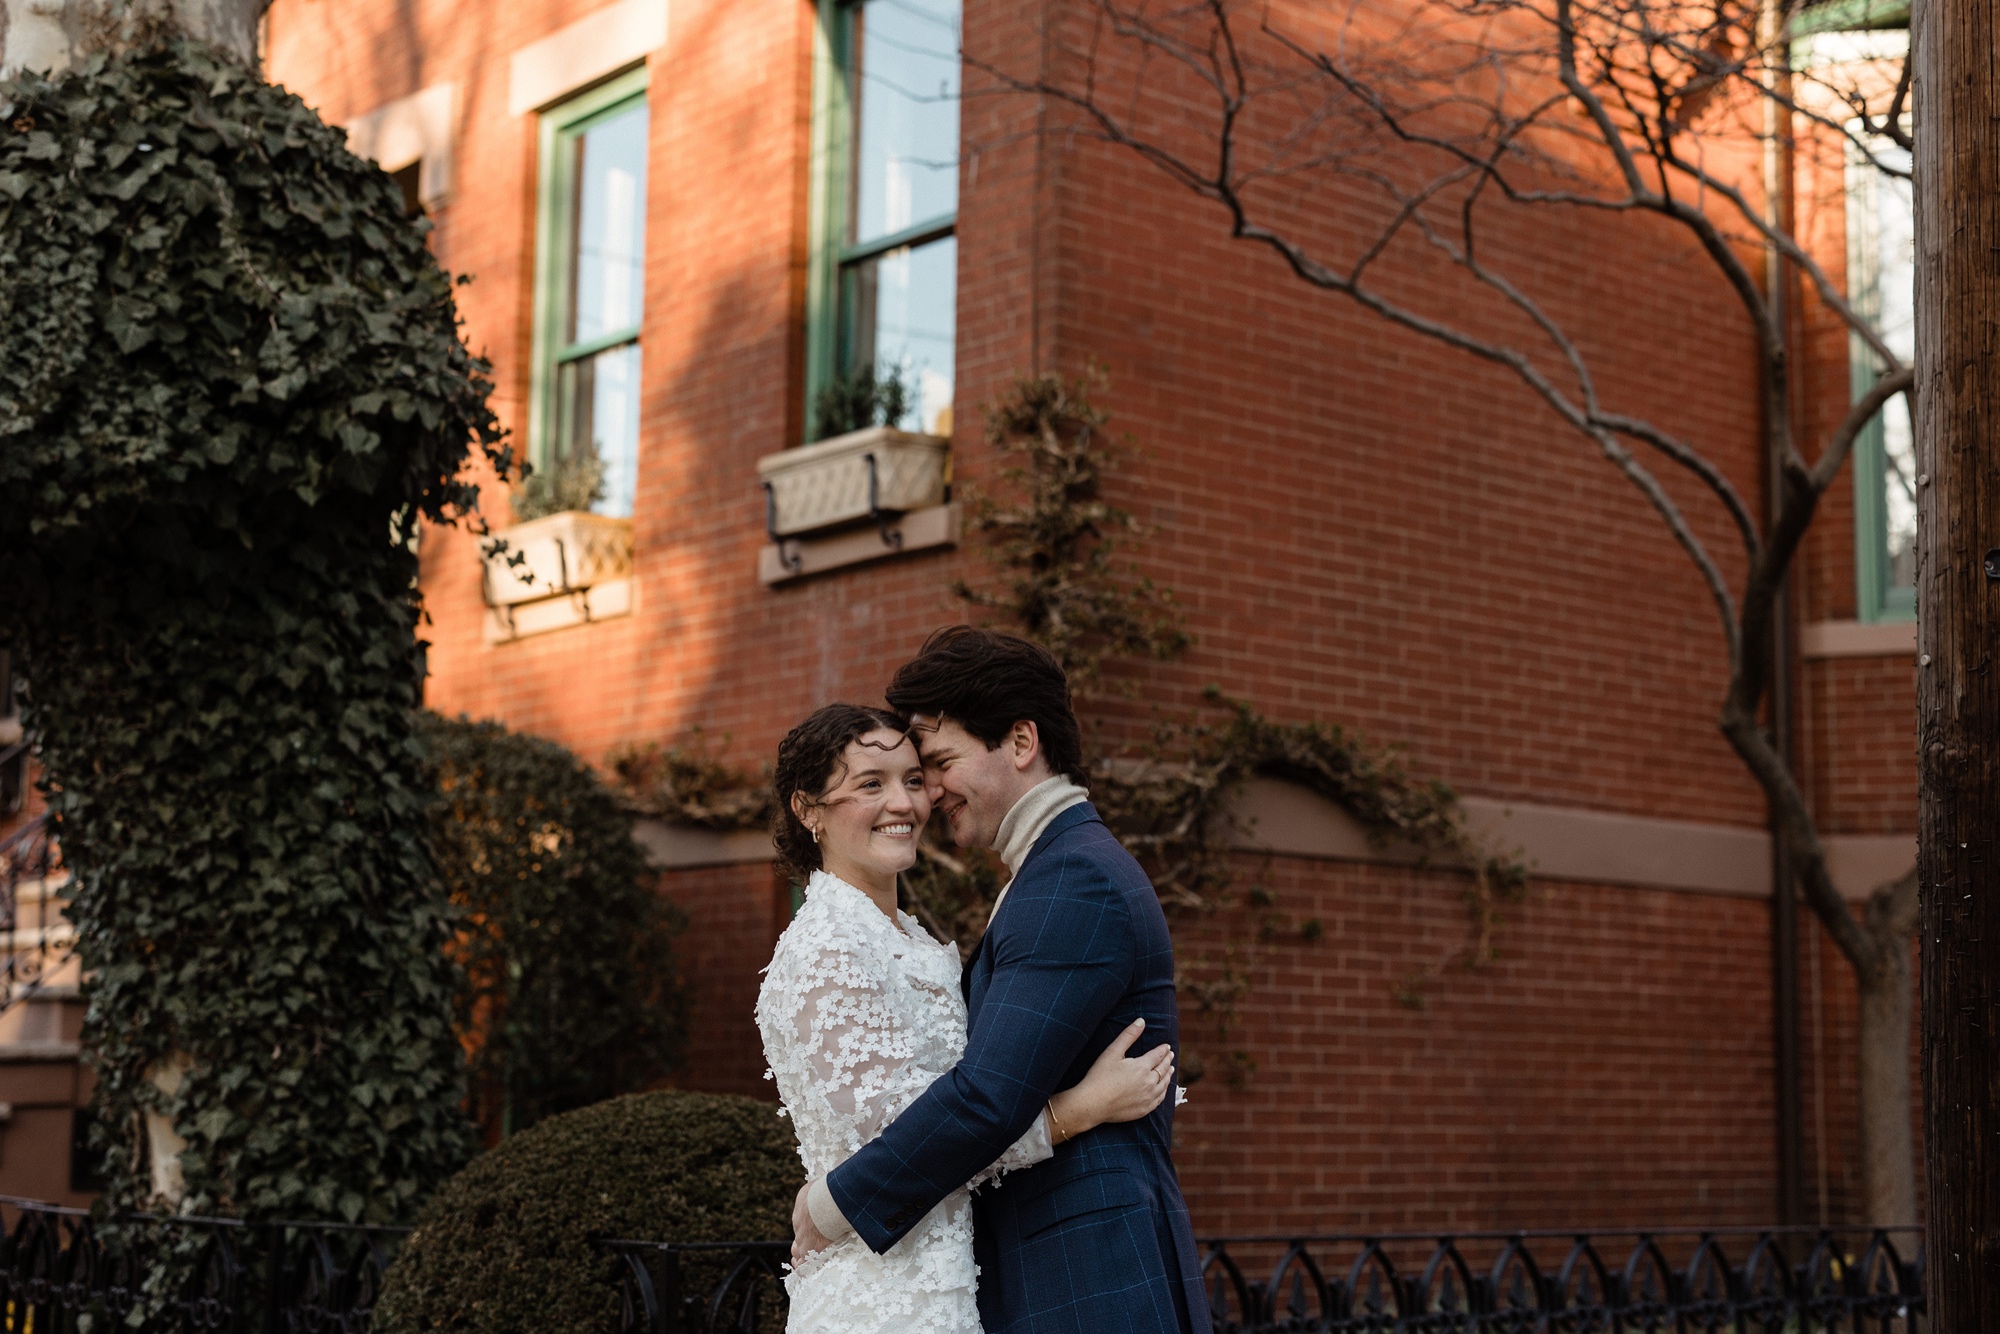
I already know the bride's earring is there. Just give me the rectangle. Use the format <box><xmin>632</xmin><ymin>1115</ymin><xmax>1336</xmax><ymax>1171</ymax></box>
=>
<box><xmin>810</xmin><ymin>824</ymin><xmax>821</xmax><ymax>845</ymax></box>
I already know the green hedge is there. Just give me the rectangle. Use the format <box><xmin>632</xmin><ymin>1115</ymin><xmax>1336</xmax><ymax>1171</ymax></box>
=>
<box><xmin>421</xmin><ymin>713</ymin><xmax>688</xmax><ymax>1138</ymax></box>
<box><xmin>376</xmin><ymin>1091</ymin><xmax>803</xmax><ymax>1334</ymax></box>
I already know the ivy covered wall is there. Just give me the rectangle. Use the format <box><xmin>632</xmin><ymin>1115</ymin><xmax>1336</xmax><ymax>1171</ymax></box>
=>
<box><xmin>0</xmin><ymin>39</ymin><xmax>506</xmax><ymax>1220</ymax></box>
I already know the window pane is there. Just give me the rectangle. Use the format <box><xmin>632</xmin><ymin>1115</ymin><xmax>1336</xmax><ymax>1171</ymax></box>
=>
<box><xmin>556</xmin><ymin>342</ymin><xmax>642</xmax><ymax>518</ymax></box>
<box><xmin>1853</xmin><ymin>136</ymin><xmax>1915</xmax><ymax>597</ymax></box>
<box><xmin>1871</xmin><ymin>147</ymin><xmax>1915</xmax><ymax>592</ymax></box>
<box><xmin>846</xmin><ymin>234</ymin><xmax>955</xmax><ymax>434</ymax></box>
<box><xmin>570</xmin><ymin>102</ymin><xmax>649</xmax><ymax>345</ymax></box>
<box><xmin>851</xmin><ymin>0</ymin><xmax>959</xmax><ymax>244</ymax></box>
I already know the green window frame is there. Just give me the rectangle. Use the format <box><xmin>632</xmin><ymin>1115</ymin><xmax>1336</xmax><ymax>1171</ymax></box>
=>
<box><xmin>529</xmin><ymin>65</ymin><xmax>651</xmax><ymax>516</ymax></box>
<box><xmin>804</xmin><ymin>0</ymin><xmax>961</xmax><ymax>442</ymax></box>
<box><xmin>1791</xmin><ymin>0</ymin><xmax>1909</xmax><ymax>36</ymax></box>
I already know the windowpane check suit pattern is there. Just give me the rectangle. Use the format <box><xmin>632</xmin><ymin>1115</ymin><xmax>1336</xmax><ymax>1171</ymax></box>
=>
<box><xmin>826</xmin><ymin>803</ymin><xmax>1210</xmax><ymax>1334</ymax></box>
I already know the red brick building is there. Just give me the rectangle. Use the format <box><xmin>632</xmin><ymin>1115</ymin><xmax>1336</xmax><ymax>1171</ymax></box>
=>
<box><xmin>5</xmin><ymin>0</ymin><xmax>1903</xmax><ymax>1232</ymax></box>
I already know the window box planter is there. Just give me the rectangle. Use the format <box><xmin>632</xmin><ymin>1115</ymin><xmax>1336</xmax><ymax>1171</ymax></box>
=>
<box><xmin>481</xmin><ymin>510</ymin><xmax>633</xmax><ymax>641</ymax></box>
<box><xmin>756</xmin><ymin>426</ymin><xmax>950</xmax><ymax>539</ymax></box>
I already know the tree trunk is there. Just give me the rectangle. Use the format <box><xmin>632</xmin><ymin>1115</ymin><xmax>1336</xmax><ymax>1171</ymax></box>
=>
<box><xmin>1912</xmin><ymin>0</ymin><xmax>2000</xmax><ymax>1320</ymax></box>
<box><xmin>1856</xmin><ymin>962</ymin><xmax>1916</xmax><ymax>1226</ymax></box>
<box><xmin>0</xmin><ymin>0</ymin><xmax>258</xmax><ymax>76</ymax></box>
<box><xmin>1856</xmin><ymin>878</ymin><xmax>1919</xmax><ymax>1226</ymax></box>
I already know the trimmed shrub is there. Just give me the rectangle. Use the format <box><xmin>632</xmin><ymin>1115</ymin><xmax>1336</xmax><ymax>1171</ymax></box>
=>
<box><xmin>375</xmin><ymin>1090</ymin><xmax>802</xmax><ymax>1334</ymax></box>
<box><xmin>421</xmin><ymin>713</ymin><xmax>688</xmax><ymax>1139</ymax></box>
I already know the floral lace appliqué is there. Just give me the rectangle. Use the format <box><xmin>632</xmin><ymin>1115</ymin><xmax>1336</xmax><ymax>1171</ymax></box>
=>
<box><xmin>756</xmin><ymin>871</ymin><xmax>1051</xmax><ymax>1333</ymax></box>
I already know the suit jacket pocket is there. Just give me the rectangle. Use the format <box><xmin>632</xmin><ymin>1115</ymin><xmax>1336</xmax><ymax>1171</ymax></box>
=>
<box><xmin>1018</xmin><ymin>1167</ymin><xmax>1147</xmax><ymax>1240</ymax></box>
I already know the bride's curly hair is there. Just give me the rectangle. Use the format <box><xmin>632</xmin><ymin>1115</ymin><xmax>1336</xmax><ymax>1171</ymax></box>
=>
<box><xmin>772</xmin><ymin>703</ymin><xmax>913</xmax><ymax>884</ymax></box>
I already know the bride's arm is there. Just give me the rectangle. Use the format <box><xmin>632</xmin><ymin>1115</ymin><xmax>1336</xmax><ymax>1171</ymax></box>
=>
<box><xmin>969</xmin><ymin>1017</ymin><xmax>1176</xmax><ymax>1187</ymax></box>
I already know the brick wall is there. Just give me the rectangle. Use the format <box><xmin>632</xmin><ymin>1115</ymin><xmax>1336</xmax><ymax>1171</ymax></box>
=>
<box><xmin>260</xmin><ymin>0</ymin><xmax>1917</xmax><ymax>1230</ymax></box>
<box><xmin>1169</xmin><ymin>857</ymin><xmax>1781</xmax><ymax>1233</ymax></box>
<box><xmin>656</xmin><ymin>862</ymin><xmax>790</xmax><ymax>1099</ymax></box>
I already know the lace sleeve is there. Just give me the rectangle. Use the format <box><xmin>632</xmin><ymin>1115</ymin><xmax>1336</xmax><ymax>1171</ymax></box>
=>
<box><xmin>777</xmin><ymin>931</ymin><xmax>950</xmax><ymax>1161</ymax></box>
<box><xmin>967</xmin><ymin>1107</ymin><xmax>1054</xmax><ymax>1190</ymax></box>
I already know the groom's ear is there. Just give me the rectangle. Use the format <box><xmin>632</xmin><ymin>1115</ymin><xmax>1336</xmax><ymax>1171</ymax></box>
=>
<box><xmin>1007</xmin><ymin>720</ymin><xmax>1044</xmax><ymax>772</ymax></box>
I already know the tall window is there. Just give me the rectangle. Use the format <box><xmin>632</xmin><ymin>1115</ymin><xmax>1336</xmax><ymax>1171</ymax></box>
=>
<box><xmin>532</xmin><ymin>69</ymin><xmax>650</xmax><ymax>518</ymax></box>
<box><xmin>808</xmin><ymin>0</ymin><xmax>960</xmax><ymax>438</ymax></box>
<box><xmin>1846</xmin><ymin>128</ymin><xmax>1914</xmax><ymax>620</ymax></box>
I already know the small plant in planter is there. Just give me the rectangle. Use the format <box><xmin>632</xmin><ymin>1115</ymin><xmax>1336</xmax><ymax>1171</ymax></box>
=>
<box><xmin>510</xmin><ymin>447</ymin><xmax>607</xmax><ymax>523</ymax></box>
<box><xmin>811</xmin><ymin>363</ymin><xmax>912</xmax><ymax>442</ymax></box>
<box><xmin>483</xmin><ymin>446</ymin><xmax>631</xmax><ymax>619</ymax></box>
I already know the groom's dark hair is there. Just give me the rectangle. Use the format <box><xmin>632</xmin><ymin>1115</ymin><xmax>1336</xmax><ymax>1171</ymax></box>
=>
<box><xmin>886</xmin><ymin>626</ymin><xmax>1086</xmax><ymax>785</ymax></box>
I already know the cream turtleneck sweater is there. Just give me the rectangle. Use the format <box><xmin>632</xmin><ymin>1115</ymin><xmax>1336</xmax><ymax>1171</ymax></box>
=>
<box><xmin>986</xmin><ymin>775</ymin><xmax>1090</xmax><ymax>922</ymax></box>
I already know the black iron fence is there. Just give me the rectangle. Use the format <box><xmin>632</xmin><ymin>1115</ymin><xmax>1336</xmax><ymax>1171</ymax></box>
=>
<box><xmin>0</xmin><ymin>1194</ymin><xmax>1923</xmax><ymax>1333</ymax></box>
<box><xmin>0</xmin><ymin>1195</ymin><xmax>407</xmax><ymax>1332</ymax></box>
<box><xmin>606</xmin><ymin>1226</ymin><xmax>1925</xmax><ymax>1334</ymax></box>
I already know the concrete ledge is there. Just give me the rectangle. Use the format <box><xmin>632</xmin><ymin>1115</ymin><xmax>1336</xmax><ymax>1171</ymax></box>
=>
<box><xmin>634</xmin><ymin>819</ymin><xmax>771</xmax><ymax>870</ymax></box>
<box><xmin>1235</xmin><ymin>778</ymin><xmax>1913</xmax><ymax>900</ymax></box>
<box><xmin>1800</xmin><ymin>619</ymin><xmax>1916</xmax><ymax>659</ymax></box>
<box><xmin>759</xmin><ymin>504</ymin><xmax>959</xmax><ymax>585</ymax></box>
<box><xmin>1230</xmin><ymin>777</ymin><xmax>1766</xmax><ymax>896</ymax></box>
<box><xmin>1461</xmin><ymin>797</ymin><xmax>1771</xmax><ymax>897</ymax></box>
<box><xmin>0</xmin><ymin>1041</ymin><xmax>78</xmax><ymax>1064</ymax></box>
<box><xmin>1823</xmin><ymin>834</ymin><xmax>1916</xmax><ymax>897</ymax></box>
<box><xmin>485</xmin><ymin>578</ymin><xmax>632</xmax><ymax>643</ymax></box>
<box><xmin>508</xmin><ymin>0</ymin><xmax>666</xmax><ymax>116</ymax></box>
<box><xmin>342</xmin><ymin>83</ymin><xmax>455</xmax><ymax>206</ymax></box>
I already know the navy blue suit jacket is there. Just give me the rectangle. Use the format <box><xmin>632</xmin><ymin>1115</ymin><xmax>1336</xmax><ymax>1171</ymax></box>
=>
<box><xmin>825</xmin><ymin>803</ymin><xmax>1210</xmax><ymax>1334</ymax></box>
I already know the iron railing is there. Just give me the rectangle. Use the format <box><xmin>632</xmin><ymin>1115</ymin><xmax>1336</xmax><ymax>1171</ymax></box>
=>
<box><xmin>0</xmin><ymin>1193</ymin><xmax>1925</xmax><ymax>1333</ymax></box>
<box><xmin>0</xmin><ymin>1195</ymin><xmax>407</xmax><ymax>1333</ymax></box>
<box><xmin>0</xmin><ymin>813</ymin><xmax>72</xmax><ymax>1015</ymax></box>
<box><xmin>607</xmin><ymin>1226</ymin><xmax>1925</xmax><ymax>1334</ymax></box>
<box><xmin>605</xmin><ymin>1239</ymin><xmax>789</xmax><ymax>1334</ymax></box>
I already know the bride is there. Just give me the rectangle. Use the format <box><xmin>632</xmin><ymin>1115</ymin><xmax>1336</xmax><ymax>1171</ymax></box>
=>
<box><xmin>756</xmin><ymin>704</ymin><xmax>1175</xmax><ymax>1333</ymax></box>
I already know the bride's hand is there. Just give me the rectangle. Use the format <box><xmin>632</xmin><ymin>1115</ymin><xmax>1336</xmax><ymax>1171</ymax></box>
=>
<box><xmin>1047</xmin><ymin>1018</ymin><xmax>1175</xmax><ymax>1142</ymax></box>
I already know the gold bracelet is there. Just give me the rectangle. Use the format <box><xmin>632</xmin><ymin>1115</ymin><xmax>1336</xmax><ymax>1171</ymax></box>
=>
<box><xmin>1047</xmin><ymin>1099</ymin><xmax>1068</xmax><ymax>1144</ymax></box>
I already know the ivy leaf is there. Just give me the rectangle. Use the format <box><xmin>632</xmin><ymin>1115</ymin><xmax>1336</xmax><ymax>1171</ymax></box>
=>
<box><xmin>103</xmin><ymin>294</ymin><xmax>155</xmax><ymax>352</ymax></box>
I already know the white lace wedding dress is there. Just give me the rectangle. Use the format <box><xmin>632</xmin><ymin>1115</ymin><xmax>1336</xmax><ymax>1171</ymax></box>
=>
<box><xmin>757</xmin><ymin>870</ymin><xmax>1052</xmax><ymax>1333</ymax></box>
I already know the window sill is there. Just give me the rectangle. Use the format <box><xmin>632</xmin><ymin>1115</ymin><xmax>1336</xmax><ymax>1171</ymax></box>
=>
<box><xmin>482</xmin><ymin>510</ymin><xmax>634</xmax><ymax>643</ymax></box>
<box><xmin>757</xmin><ymin>426</ymin><xmax>951</xmax><ymax>538</ymax></box>
<box><xmin>484</xmin><ymin>509</ymin><xmax>633</xmax><ymax>604</ymax></box>
<box><xmin>485</xmin><ymin>579</ymin><xmax>632</xmax><ymax>643</ymax></box>
<box><xmin>759</xmin><ymin>504</ymin><xmax>960</xmax><ymax>586</ymax></box>
<box><xmin>1799</xmin><ymin>619</ymin><xmax>1915</xmax><ymax>659</ymax></box>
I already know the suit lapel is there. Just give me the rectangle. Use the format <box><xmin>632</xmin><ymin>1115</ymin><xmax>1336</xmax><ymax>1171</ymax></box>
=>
<box><xmin>1011</xmin><ymin>801</ymin><xmax>1099</xmax><ymax>883</ymax></box>
<box><xmin>961</xmin><ymin>802</ymin><xmax>1103</xmax><ymax>1009</ymax></box>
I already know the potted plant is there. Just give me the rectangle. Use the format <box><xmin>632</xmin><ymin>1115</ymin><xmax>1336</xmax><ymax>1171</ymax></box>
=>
<box><xmin>482</xmin><ymin>449</ymin><xmax>634</xmax><ymax>636</ymax></box>
<box><xmin>757</xmin><ymin>367</ymin><xmax>951</xmax><ymax>541</ymax></box>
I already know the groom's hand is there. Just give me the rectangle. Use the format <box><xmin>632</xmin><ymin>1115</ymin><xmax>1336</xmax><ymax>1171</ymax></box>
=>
<box><xmin>791</xmin><ymin>1182</ymin><xmax>833</xmax><ymax>1264</ymax></box>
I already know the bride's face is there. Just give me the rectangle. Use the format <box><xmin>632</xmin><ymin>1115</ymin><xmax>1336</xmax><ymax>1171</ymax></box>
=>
<box><xmin>811</xmin><ymin>728</ymin><xmax>930</xmax><ymax>885</ymax></box>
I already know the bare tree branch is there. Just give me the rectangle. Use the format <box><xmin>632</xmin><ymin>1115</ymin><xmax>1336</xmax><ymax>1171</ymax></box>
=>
<box><xmin>1815</xmin><ymin>365</ymin><xmax>1915</xmax><ymax>492</ymax></box>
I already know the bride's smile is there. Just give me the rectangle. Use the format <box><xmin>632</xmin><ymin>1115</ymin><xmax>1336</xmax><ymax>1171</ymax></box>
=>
<box><xmin>794</xmin><ymin>725</ymin><xmax>931</xmax><ymax>910</ymax></box>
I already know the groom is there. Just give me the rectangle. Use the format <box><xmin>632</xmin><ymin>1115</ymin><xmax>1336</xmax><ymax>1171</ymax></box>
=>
<box><xmin>791</xmin><ymin>627</ymin><xmax>1210</xmax><ymax>1333</ymax></box>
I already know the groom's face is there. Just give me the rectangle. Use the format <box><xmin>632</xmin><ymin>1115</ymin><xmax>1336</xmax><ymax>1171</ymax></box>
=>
<box><xmin>912</xmin><ymin>715</ymin><xmax>1027</xmax><ymax>850</ymax></box>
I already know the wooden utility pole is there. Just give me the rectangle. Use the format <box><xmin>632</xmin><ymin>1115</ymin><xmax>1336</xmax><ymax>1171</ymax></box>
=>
<box><xmin>1913</xmin><ymin>0</ymin><xmax>2000</xmax><ymax>1322</ymax></box>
